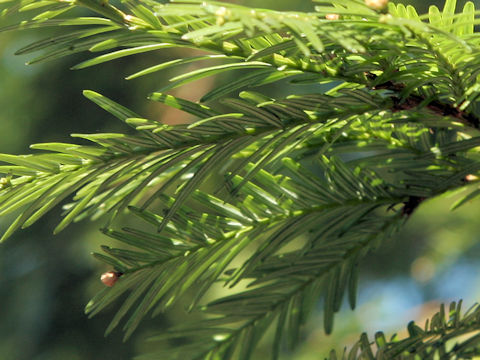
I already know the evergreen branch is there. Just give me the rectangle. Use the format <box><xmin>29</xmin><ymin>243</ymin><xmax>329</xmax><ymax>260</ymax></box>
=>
<box><xmin>142</xmin><ymin>213</ymin><xmax>404</xmax><ymax>360</ymax></box>
<box><xmin>3</xmin><ymin>1</ymin><xmax>480</xmax><ymax>359</ymax></box>
<box><xmin>0</xmin><ymin>87</ymin><xmax>392</xmax><ymax>240</ymax></box>
<box><xmin>4</xmin><ymin>0</ymin><xmax>480</xmax><ymax>126</ymax></box>
<box><xmin>1</xmin><ymin>83</ymin><xmax>472</xmax><ymax>239</ymax></box>
<box><xmin>89</xmin><ymin>149</ymin><xmax>480</xmax><ymax>356</ymax></box>
<box><xmin>0</xmin><ymin>81</ymin><xmax>471</xmax><ymax>241</ymax></box>
<box><xmin>329</xmin><ymin>301</ymin><xmax>480</xmax><ymax>360</ymax></box>
<box><xmin>86</xmin><ymin>161</ymin><xmax>404</xmax><ymax>339</ymax></box>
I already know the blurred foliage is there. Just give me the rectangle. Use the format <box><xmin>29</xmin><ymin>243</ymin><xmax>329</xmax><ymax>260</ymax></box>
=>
<box><xmin>1</xmin><ymin>0</ymin><xmax>480</xmax><ymax>359</ymax></box>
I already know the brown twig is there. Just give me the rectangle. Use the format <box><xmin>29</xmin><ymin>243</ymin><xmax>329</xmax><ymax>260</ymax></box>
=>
<box><xmin>401</xmin><ymin>196</ymin><xmax>425</xmax><ymax>216</ymax></box>
<box><xmin>367</xmin><ymin>75</ymin><xmax>480</xmax><ymax>129</ymax></box>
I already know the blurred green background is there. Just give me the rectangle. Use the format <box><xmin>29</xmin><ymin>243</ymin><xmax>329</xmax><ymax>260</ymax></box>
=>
<box><xmin>1</xmin><ymin>0</ymin><xmax>480</xmax><ymax>359</ymax></box>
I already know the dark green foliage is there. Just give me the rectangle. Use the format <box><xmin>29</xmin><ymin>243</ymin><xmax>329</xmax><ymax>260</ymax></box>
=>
<box><xmin>1</xmin><ymin>0</ymin><xmax>480</xmax><ymax>358</ymax></box>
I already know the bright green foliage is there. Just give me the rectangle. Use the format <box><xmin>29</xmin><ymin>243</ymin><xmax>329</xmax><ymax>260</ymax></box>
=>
<box><xmin>1</xmin><ymin>0</ymin><xmax>480</xmax><ymax>358</ymax></box>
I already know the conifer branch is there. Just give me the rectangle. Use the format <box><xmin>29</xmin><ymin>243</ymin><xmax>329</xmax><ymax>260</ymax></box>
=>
<box><xmin>2</xmin><ymin>0</ymin><xmax>480</xmax><ymax>359</ymax></box>
<box><xmin>329</xmin><ymin>301</ymin><xmax>480</xmax><ymax>360</ymax></box>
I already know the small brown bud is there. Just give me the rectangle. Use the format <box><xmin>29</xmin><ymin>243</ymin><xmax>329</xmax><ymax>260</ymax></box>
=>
<box><xmin>325</xmin><ymin>14</ymin><xmax>340</xmax><ymax>21</ymax></box>
<box><xmin>365</xmin><ymin>0</ymin><xmax>388</xmax><ymax>11</ymax></box>
<box><xmin>101</xmin><ymin>271</ymin><xmax>122</xmax><ymax>287</ymax></box>
<box><xmin>465</xmin><ymin>174</ymin><xmax>479</xmax><ymax>182</ymax></box>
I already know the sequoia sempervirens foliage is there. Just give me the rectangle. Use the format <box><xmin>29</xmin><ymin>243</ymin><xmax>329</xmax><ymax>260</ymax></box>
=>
<box><xmin>1</xmin><ymin>0</ymin><xmax>480</xmax><ymax>358</ymax></box>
